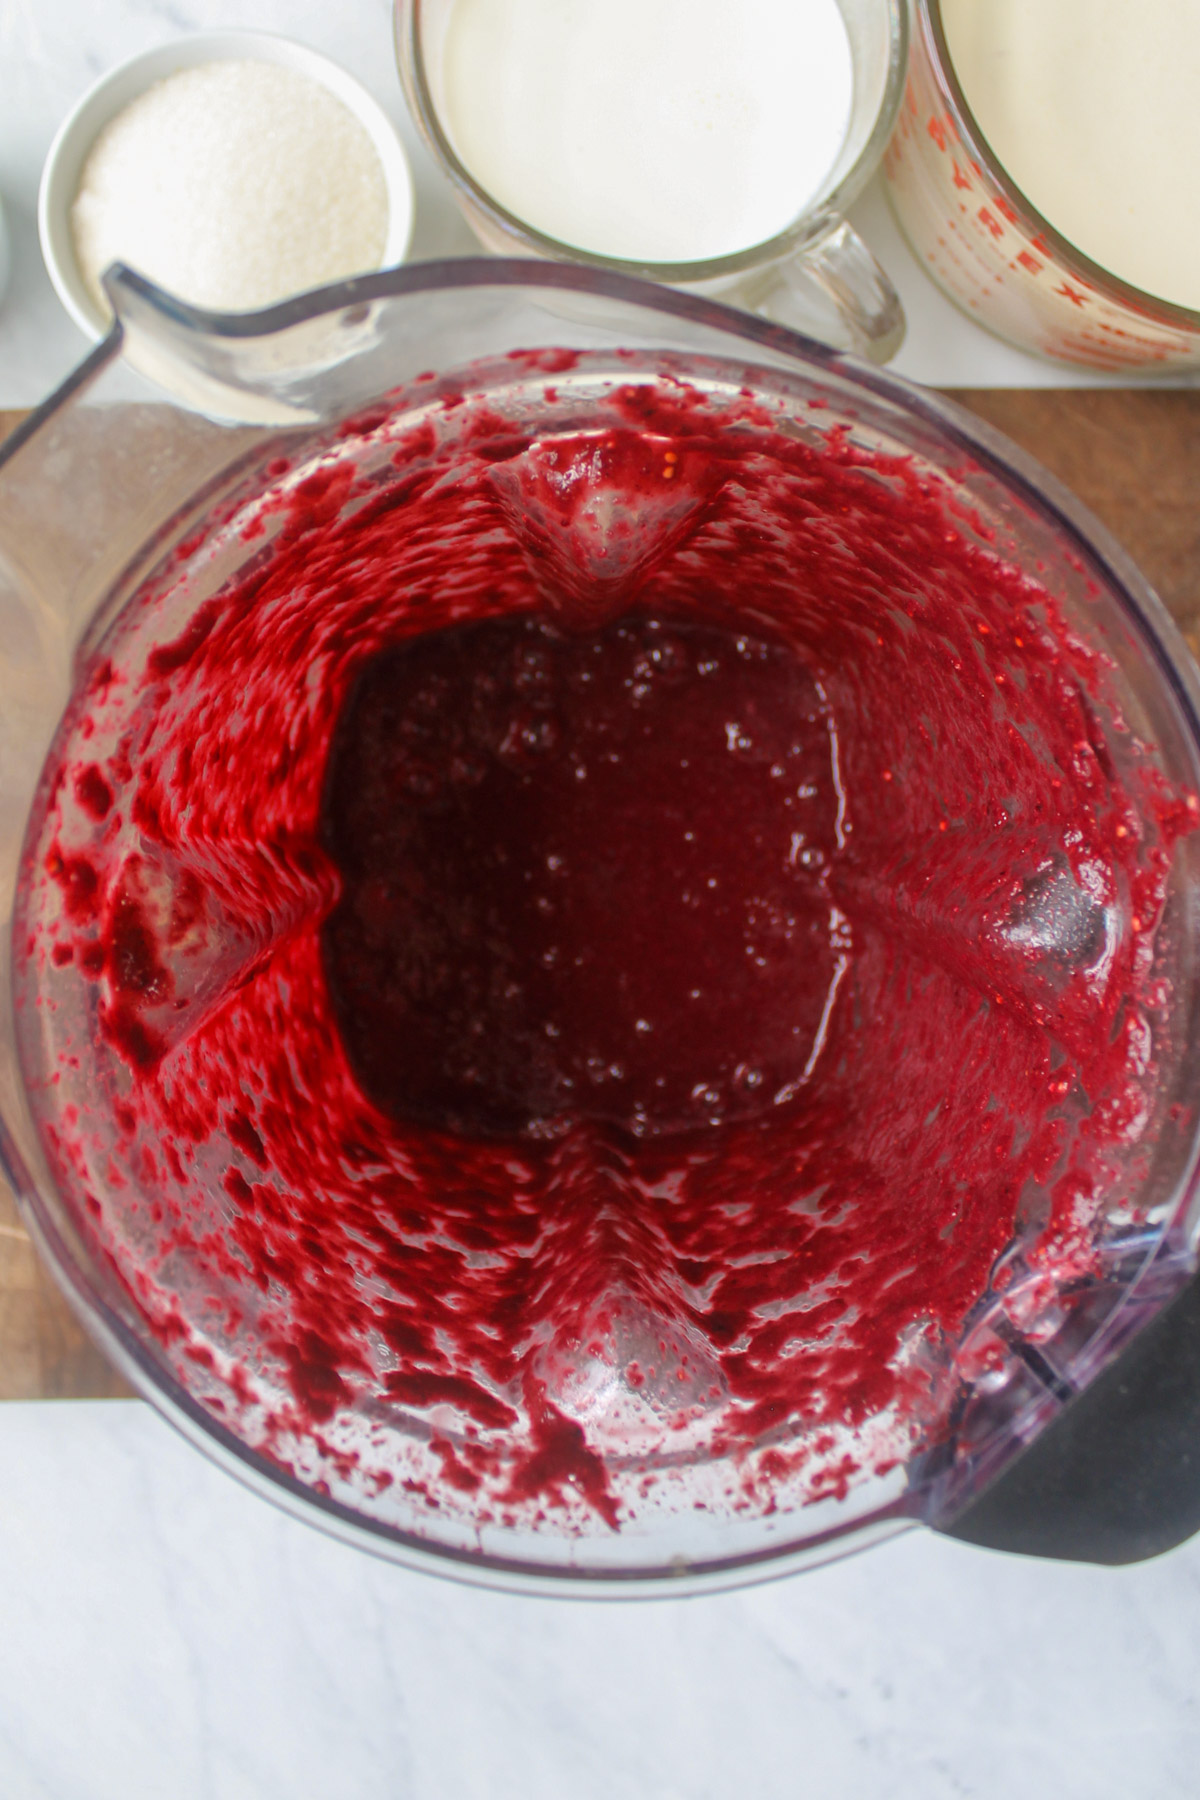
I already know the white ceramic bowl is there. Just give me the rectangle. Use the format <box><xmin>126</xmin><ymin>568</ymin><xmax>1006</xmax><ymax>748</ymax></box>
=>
<box><xmin>39</xmin><ymin>31</ymin><xmax>416</xmax><ymax>341</ymax></box>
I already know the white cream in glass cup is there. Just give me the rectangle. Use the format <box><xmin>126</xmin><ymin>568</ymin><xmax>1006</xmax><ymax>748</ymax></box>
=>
<box><xmin>883</xmin><ymin>0</ymin><xmax>1200</xmax><ymax>372</ymax></box>
<box><xmin>395</xmin><ymin>0</ymin><xmax>908</xmax><ymax>363</ymax></box>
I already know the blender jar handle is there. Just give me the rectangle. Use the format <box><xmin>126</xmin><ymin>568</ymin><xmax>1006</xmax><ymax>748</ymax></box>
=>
<box><xmin>743</xmin><ymin>220</ymin><xmax>907</xmax><ymax>364</ymax></box>
<box><xmin>940</xmin><ymin>1267</ymin><xmax>1200</xmax><ymax>1565</ymax></box>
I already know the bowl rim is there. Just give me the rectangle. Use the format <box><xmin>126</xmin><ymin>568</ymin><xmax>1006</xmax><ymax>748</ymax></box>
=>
<box><xmin>37</xmin><ymin>28</ymin><xmax>416</xmax><ymax>343</ymax></box>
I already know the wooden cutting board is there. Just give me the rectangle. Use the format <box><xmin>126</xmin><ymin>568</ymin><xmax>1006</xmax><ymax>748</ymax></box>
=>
<box><xmin>2</xmin><ymin>390</ymin><xmax>1198</xmax><ymax>1400</ymax></box>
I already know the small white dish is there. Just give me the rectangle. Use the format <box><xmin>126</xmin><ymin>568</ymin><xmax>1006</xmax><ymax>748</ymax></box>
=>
<box><xmin>39</xmin><ymin>30</ymin><xmax>416</xmax><ymax>341</ymax></box>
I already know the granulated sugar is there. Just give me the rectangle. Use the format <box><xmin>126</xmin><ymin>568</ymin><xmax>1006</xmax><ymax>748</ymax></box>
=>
<box><xmin>71</xmin><ymin>59</ymin><xmax>390</xmax><ymax>316</ymax></box>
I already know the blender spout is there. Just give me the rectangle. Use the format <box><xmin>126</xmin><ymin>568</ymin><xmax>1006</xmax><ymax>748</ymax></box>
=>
<box><xmin>101</xmin><ymin>262</ymin><xmax>379</xmax><ymax>426</ymax></box>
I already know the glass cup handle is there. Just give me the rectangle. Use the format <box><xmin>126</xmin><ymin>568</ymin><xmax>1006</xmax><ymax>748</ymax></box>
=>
<box><xmin>737</xmin><ymin>220</ymin><xmax>906</xmax><ymax>364</ymax></box>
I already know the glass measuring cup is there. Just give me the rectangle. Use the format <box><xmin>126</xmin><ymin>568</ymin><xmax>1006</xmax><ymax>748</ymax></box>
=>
<box><xmin>2</xmin><ymin>261</ymin><xmax>1200</xmax><ymax>1594</ymax></box>
<box><xmin>395</xmin><ymin>0</ymin><xmax>908</xmax><ymax>364</ymax></box>
<box><xmin>883</xmin><ymin>0</ymin><xmax>1200</xmax><ymax>372</ymax></box>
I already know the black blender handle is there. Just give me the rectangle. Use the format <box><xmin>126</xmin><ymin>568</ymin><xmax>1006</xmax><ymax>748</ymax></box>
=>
<box><xmin>939</xmin><ymin>1268</ymin><xmax>1200</xmax><ymax>1564</ymax></box>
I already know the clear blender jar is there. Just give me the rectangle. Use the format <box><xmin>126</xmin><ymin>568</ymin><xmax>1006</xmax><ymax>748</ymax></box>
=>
<box><xmin>1</xmin><ymin>261</ymin><xmax>1199</xmax><ymax>1594</ymax></box>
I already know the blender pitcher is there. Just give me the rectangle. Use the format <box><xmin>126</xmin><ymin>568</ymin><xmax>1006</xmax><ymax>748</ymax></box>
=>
<box><xmin>1</xmin><ymin>260</ymin><xmax>1199</xmax><ymax>1596</ymax></box>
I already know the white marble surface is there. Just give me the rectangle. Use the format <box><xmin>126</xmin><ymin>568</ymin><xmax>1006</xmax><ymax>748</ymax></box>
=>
<box><xmin>0</xmin><ymin>0</ymin><xmax>1190</xmax><ymax>405</ymax></box>
<box><xmin>3</xmin><ymin>5</ymin><xmax>1200</xmax><ymax>1795</ymax></box>
<box><xmin>0</xmin><ymin>1399</ymin><xmax>1196</xmax><ymax>1800</ymax></box>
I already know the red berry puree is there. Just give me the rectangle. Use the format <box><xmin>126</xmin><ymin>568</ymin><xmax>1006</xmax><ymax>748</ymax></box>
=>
<box><xmin>321</xmin><ymin>614</ymin><xmax>843</xmax><ymax>1141</ymax></box>
<box><xmin>16</xmin><ymin>360</ymin><xmax>1195</xmax><ymax>1532</ymax></box>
